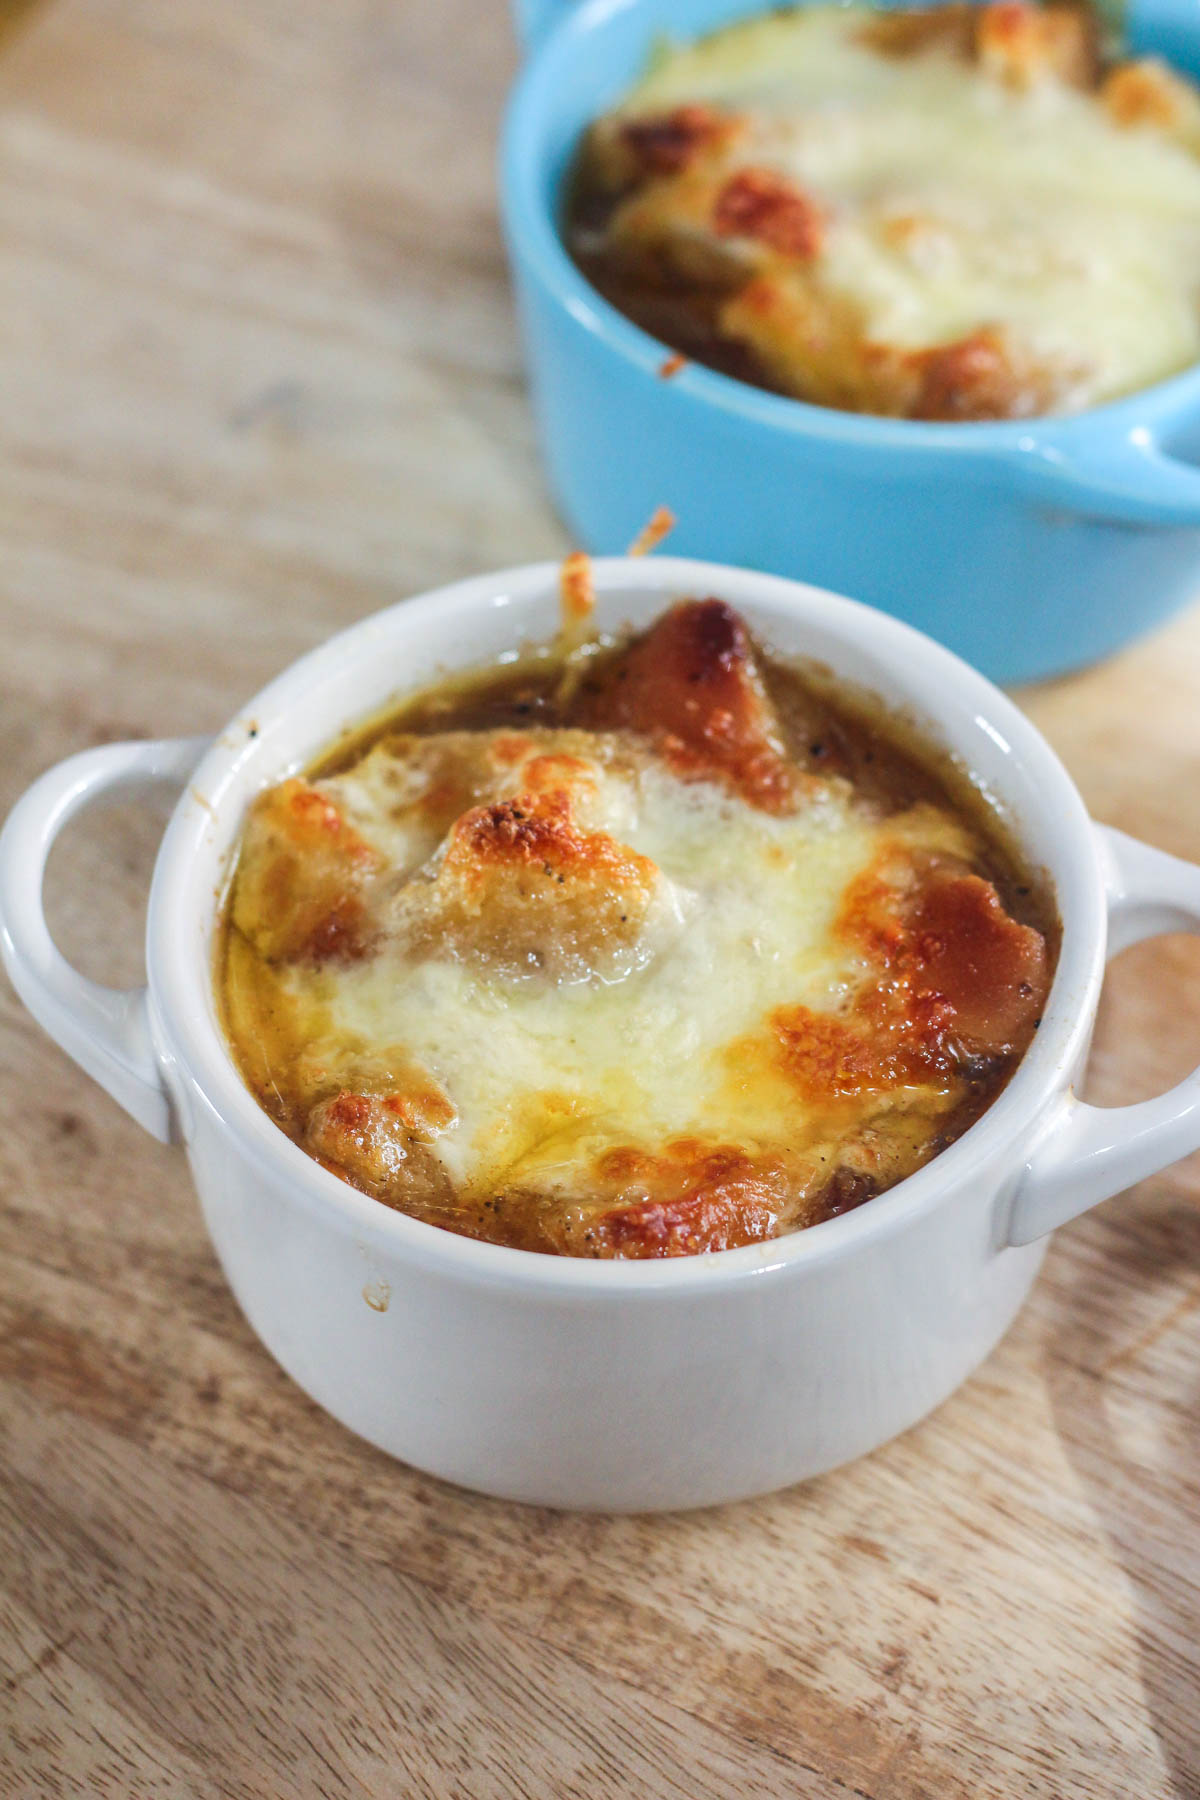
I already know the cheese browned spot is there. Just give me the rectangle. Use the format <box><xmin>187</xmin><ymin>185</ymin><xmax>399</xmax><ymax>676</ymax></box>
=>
<box><xmin>856</xmin><ymin>4</ymin><xmax>977</xmax><ymax>59</ymax></box>
<box><xmin>619</xmin><ymin>103</ymin><xmax>743</xmax><ymax>180</ymax></box>
<box><xmin>1103</xmin><ymin>57</ymin><xmax>1200</xmax><ymax>145</ymax></box>
<box><xmin>769</xmin><ymin>853</ymin><xmax>1048</xmax><ymax>1104</ymax></box>
<box><xmin>389</xmin><ymin>783</ymin><xmax>680</xmax><ymax>983</ymax></box>
<box><xmin>714</xmin><ymin>168</ymin><xmax>826</xmax><ymax>259</ymax></box>
<box><xmin>907</xmin><ymin>867</ymin><xmax>1049</xmax><ymax>1048</ymax></box>
<box><xmin>220</xmin><ymin>601</ymin><xmax>1055</xmax><ymax>1258</ymax></box>
<box><xmin>973</xmin><ymin>0</ymin><xmax>1098</xmax><ymax>89</ymax></box>
<box><xmin>568</xmin><ymin>2</ymin><xmax>1200</xmax><ymax>418</ymax></box>
<box><xmin>580</xmin><ymin>597</ymin><xmax>799</xmax><ymax>811</ymax></box>
<box><xmin>909</xmin><ymin>328</ymin><xmax>1046</xmax><ymax>422</ymax></box>
<box><xmin>580</xmin><ymin>1144</ymin><xmax>786</xmax><ymax>1257</ymax></box>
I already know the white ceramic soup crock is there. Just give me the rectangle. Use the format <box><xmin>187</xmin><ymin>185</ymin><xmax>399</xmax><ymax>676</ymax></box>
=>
<box><xmin>5</xmin><ymin>558</ymin><xmax>1200</xmax><ymax>1512</ymax></box>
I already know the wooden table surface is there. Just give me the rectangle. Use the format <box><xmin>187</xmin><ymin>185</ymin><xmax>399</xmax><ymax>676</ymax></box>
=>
<box><xmin>2</xmin><ymin>1</ymin><xmax>1200</xmax><ymax>1794</ymax></box>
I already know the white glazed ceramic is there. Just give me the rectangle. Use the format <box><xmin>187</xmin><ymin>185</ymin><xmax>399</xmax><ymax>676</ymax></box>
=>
<box><xmin>5</xmin><ymin>559</ymin><xmax>1200</xmax><ymax>1512</ymax></box>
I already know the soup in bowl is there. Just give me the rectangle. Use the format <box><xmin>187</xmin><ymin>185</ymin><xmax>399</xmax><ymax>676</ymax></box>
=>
<box><xmin>219</xmin><ymin>586</ymin><xmax>1055</xmax><ymax>1257</ymax></box>
<box><xmin>567</xmin><ymin>2</ymin><xmax>1200</xmax><ymax>419</ymax></box>
<box><xmin>502</xmin><ymin>0</ymin><xmax>1200</xmax><ymax>681</ymax></box>
<box><xmin>3</xmin><ymin>558</ymin><xmax>1200</xmax><ymax>1506</ymax></box>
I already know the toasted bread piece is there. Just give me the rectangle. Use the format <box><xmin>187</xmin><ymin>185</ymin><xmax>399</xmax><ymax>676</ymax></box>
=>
<box><xmin>581</xmin><ymin>599</ymin><xmax>798</xmax><ymax>811</ymax></box>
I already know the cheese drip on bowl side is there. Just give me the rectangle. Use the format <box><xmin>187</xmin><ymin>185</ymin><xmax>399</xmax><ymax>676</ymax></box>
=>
<box><xmin>568</xmin><ymin>2</ymin><xmax>1200</xmax><ymax>418</ymax></box>
<box><xmin>218</xmin><ymin>599</ymin><xmax>1054</xmax><ymax>1258</ymax></box>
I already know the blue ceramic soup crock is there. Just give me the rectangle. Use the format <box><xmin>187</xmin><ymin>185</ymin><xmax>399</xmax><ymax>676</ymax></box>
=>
<box><xmin>502</xmin><ymin>0</ymin><xmax>1200</xmax><ymax>684</ymax></box>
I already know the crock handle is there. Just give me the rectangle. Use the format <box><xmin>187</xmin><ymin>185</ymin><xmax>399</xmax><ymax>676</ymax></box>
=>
<box><xmin>1006</xmin><ymin>824</ymin><xmax>1200</xmax><ymax>1245</ymax></box>
<box><xmin>0</xmin><ymin>736</ymin><xmax>210</xmax><ymax>1145</ymax></box>
<box><xmin>999</xmin><ymin>430</ymin><xmax>1200</xmax><ymax>528</ymax></box>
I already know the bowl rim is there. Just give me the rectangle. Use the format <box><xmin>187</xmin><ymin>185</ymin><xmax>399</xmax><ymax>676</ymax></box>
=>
<box><xmin>148</xmin><ymin>555</ymin><xmax>1107</xmax><ymax>1295</ymax></box>
<box><xmin>499</xmin><ymin>0</ymin><xmax>1200</xmax><ymax>454</ymax></box>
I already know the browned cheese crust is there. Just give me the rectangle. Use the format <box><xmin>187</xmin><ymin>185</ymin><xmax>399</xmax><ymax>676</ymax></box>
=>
<box><xmin>219</xmin><ymin>600</ymin><xmax>1056</xmax><ymax>1257</ymax></box>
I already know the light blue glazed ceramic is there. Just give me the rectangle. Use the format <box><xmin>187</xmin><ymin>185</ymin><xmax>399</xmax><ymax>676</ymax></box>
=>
<box><xmin>502</xmin><ymin>0</ymin><xmax>1200</xmax><ymax>683</ymax></box>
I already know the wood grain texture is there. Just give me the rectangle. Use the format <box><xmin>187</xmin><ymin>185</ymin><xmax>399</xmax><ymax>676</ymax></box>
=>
<box><xmin>1</xmin><ymin>1</ymin><xmax>1199</xmax><ymax>1794</ymax></box>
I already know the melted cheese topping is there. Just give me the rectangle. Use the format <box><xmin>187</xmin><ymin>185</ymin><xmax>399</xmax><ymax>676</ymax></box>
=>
<box><xmin>221</xmin><ymin>601</ymin><xmax>1052</xmax><ymax>1256</ymax></box>
<box><xmin>297</xmin><ymin>762</ymin><xmax>970</xmax><ymax>1187</ymax></box>
<box><xmin>576</xmin><ymin>5</ymin><xmax>1200</xmax><ymax>415</ymax></box>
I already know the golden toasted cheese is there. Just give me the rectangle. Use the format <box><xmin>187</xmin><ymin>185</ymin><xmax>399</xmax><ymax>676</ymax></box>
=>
<box><xmin>220</xmin><ymin>601</ymin><xmax>1053</xmax><ymax>1258</ymax></box>
<box><xmin>570</xmin><ymin>3</ymin><xmax>1200</xmax><ymax>417</ymax></box>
